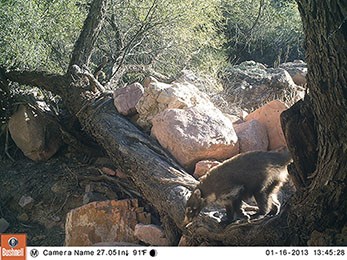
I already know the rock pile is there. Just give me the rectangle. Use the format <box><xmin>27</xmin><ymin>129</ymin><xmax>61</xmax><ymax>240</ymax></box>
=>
<box><xmin>219</xmin><ymin>60</ymin><xmax>305</xmax><ymax>112</ymax></box>
<box><xmin>112</xmin><ymin>68</ymin><xmax>292</xmax><ymax>174</ymax></box>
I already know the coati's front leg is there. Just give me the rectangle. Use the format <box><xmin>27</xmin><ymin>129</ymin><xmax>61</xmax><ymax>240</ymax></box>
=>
<box><xmin>224</xmin><ymin>198</ymin><xmax>250</xmax><ymax>223</ymax></box>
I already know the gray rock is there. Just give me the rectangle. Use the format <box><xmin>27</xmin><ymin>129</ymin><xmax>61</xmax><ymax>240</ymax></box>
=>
<box><xmin>279</xmin><ymin>60</ymin><xmax>307</xmax><ymax>86</ymax></box>
<box><xmin>220</xmin><ymin>61</ymin><xmax>303</xmax><ymax>112</ymax></box>
<box><xmin>18</xmin><ymin>195</ymin><xmax>34</xmax><ymax>208</ymax></box>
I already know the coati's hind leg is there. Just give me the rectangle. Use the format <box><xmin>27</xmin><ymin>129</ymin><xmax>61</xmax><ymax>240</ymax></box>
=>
<box><xmin>252</xmin><ymin>191</ymin><xmax>272</xmax><ymax>220</ymax></box>
<box><xmin>253</xmin><ymin>182</ymin><xmax>282</xmax><ymax>220</ymax></box>
<box><xmin>269</xmin><ymin>193</ymin><xmax>281</xmax><ymax>216</ymax></box>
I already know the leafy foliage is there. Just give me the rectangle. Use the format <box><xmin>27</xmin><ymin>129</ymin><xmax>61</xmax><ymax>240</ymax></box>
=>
<box><xmin>222</xmin><ymin>0</ymin><xmax>304</xmax><ymax>66</ymax></box>
<box><xmin>0</xmin><ymin>0</ymin><xmax>86</xmax><ymax>73</ymax></box>
<box><xmin>0</xmin><ymin>0</ymin><xmax>304</xmax><ymax>81</ymax></box>
<box><xmin>92</xmin><ymin>0</ymin><xmax>226</xmax><ymax>85</ymax></box>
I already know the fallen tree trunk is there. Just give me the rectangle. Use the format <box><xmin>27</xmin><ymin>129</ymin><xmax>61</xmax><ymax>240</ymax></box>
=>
<box><xmin>76</xmin><ymin>95</ymin><xmax>199</xmax><ymax>244</ymax></box>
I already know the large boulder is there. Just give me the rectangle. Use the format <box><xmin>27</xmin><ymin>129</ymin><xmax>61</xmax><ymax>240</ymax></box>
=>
<box><xmin>234</xmin><ymin>119</ymin><xmax>268</xmax><ymax>153</ymax></box>
<box><xmin>135</xmin><ymin>78</ymin><xmax>213</xmax><ymax>130</ymax></box>
<box><xmin>245</xmin><ymin>100</ymin><xmax>288</xmax><ymax>150</ymax></box>
<box><xmin>279</xmin><ymin>60</ymin><xmax>307</xmax><ymax>86</ymax></box>
<box><xmin>8</xmin><ymin>104</ymin><xmax>62</xmax><ymax>161</ymax></box>
<box><xmin>65</xmin><ymin>199</ymin><xmax>151</xmax><ymax>246</ymax></box>
<box><xmin>219</xmin><ymin>61</ymin><xmax>304</xmax><ymax>111</ymax></box>
<box><xmin>151</xmin><ymin>105</ymin><xmax>239</xmax><ymax>171</ymax></box>
<box><xmin>113</xmin><ymin>82</ymin><xmax>144</xmax><ymax>116</ymax></box>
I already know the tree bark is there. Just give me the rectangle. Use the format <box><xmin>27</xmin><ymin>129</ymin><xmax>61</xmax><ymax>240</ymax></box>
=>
<box><xmin>68</xmin><ymin>0</ymin><xmax>108</xmax><ymax>72</ymax></box>
<box><xmin>283</xmin><ymin>0</ymin><xmax>347</xmax><ymax>244</ymax></box>
<box><xmin>281</xmin><ymin>99</ymin><xmax>317</xmax><ymax>189</ymax></box>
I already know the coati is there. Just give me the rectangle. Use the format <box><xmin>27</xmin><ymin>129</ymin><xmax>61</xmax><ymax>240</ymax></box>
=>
<box><xmin>183</xmin><ymin>150</ymin><xmax>292</xmax><ymax>225</ymax></box>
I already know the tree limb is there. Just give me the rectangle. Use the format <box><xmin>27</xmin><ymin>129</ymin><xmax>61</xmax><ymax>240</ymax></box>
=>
<box><xmin>68</xmin><ymin>0</ymin><xmax>108</xmax><ymax>72</ymax></box>
<box><xmin>109</xmin><ymin>0</ymin><xmax>159</xmax><ymax>81</ymax></box>
<box><xmin>5</xmin><ymin>70</ymin><xmax>66</xmax><ymax>95</ymax></box>
<box><xmin>248</xmin><ymin>0</ymin><xmax>265</xmax><ymax>35</ymax></box>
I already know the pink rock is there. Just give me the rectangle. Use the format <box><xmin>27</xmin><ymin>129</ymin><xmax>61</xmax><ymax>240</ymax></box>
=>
<box><xmin>113</xmin><ymin>82</ymin><xmax>144</xmax><ymax>116</ymax></box>
<box><xmin>234</xmin><ymin>119</ymin><xmax>268</xmax><ymax>153</ymax></box>
<box><xmin>193</xmin><ymin>160</ymin><xmax>221</xmax><ymax>179</ymax></box>
<box><xmin>65</xmin><ymin>199</ymin><xmax>150</xmax><ymax>246</ymax></box>
<box><xmin>115</xmin><ymin>169</ymin><xmax>128</xmax><ymax>179</ymax></box>
<box><xmin>134</xmin><ymin>224</ymin><xmax>169</xmax><ymax>246</ymax></box>
<box><xmin>245</xmin><ymin>100</ymin><xmax>288</xmax><ymax>150</ymax></box>
<box><xmin>151</xmin><ymin>105</ymin><xmax>239</xmax><ymax>171</ymax></box>
<box><xmin>101</xmin><ymin>167</ymin><xmax>116</xmax><ymax>176</ymax></box>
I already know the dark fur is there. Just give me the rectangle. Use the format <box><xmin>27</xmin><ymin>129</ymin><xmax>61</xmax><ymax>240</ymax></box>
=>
<box><xmin>184</xmin><ymin>150</ymin><xmax>292</xmax><ymax>225</ymax></box>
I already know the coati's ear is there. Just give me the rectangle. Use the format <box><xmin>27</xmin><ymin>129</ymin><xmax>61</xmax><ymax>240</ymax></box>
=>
<box><xmin>193</xmin><ymin>189</ymin><xmax>202</xmax><ymax>199</ymax></box>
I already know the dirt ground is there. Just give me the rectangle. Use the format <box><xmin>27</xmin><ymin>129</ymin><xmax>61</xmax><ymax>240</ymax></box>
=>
<box><xmin>0</xmin><ymin>151</ymin><xmax>151</xmax><ymax>246</ymax></box>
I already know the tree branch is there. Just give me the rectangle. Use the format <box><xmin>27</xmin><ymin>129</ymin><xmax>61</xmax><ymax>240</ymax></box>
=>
<box><xmin>5</xmin><ymin>70</ymin><xmax>66</xmax><ymax>95</ymax></box>
<box><xmin>68</xmin><ymin>0</ymin><xmax>108</xmax><ymax>72</ymax></box>
<box><xmin>248</xmin><ymin>0</ymin><xmax>265</xmax><ymax>35</ymax></box>
<box><xmin>109</xmin><ymin>0</ymin><xmax>158</xmax><ymax>81</ymax></box>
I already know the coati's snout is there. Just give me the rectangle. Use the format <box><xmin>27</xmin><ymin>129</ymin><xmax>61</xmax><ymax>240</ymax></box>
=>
<box><xmin>183</xmin><ymin>189</ymin><xmax>205</xmax><ymax>226</ymax></box>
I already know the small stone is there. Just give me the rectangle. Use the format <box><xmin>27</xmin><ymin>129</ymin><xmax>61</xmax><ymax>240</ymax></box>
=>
<box><xmin>279</xmin><ymin>60</ymin><xmax>307</xmax><ymax>86</ymax></box>
<box><xmin>238</xmin><ymin>110</ymin><xmax>249</xmax><ymax>120</ymax></box>
<box><xmin>18</xmin><ymin>195</ymin><xmax>34</xmax><ymax>208</ymax></box>
<box><xmin>51</xmin><ymin>181</ymin><xmax>68</xmax><ymax>194</ymax></box>
<box><xmin>51</xmin><ymin>215</ymin><xmax>61</xmax><ymax>222</ymax></box>
<box><xmin>17</xmin><ymin>213</ymin><xmax>29</xmax><ymax>222</ymax></box>
<box><xmin>193</xmin><ymin>160</ymin><xmax>221</xmax><ymax>179</ymax></box>
<box><xmin>0</xmin><ymin>218</ymin><xmax>10</xmax><ymax>233</ymax></box>
<box><xmin>115</xmin><ymin>169</ymin><xmax>128</xmax><ymax>178</ymax></box>
<box><xmin>101</xmin><ymin>167</ymin><xmax>116</xmax><ymax>176</ymax></box>
<box><xmin>85</xmin><ymin>184</ymin><xmax>92</xmax><ymax>193</ymax></box>
<box><xmin>134</xmin><ymin>224</ymin><xmax>170</xmax><ymax>246</ymax></box>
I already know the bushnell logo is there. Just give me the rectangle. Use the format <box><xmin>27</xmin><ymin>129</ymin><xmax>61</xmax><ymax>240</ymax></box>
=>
<box><xmin>1</xmin><ymin>234</ymin><xmax>26</xmax><ymax>260</ymax></box>
<box><xmin>8</xmin><ymin>237</ymin><xmax>19</xmax><ymax>248</ymax></box>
